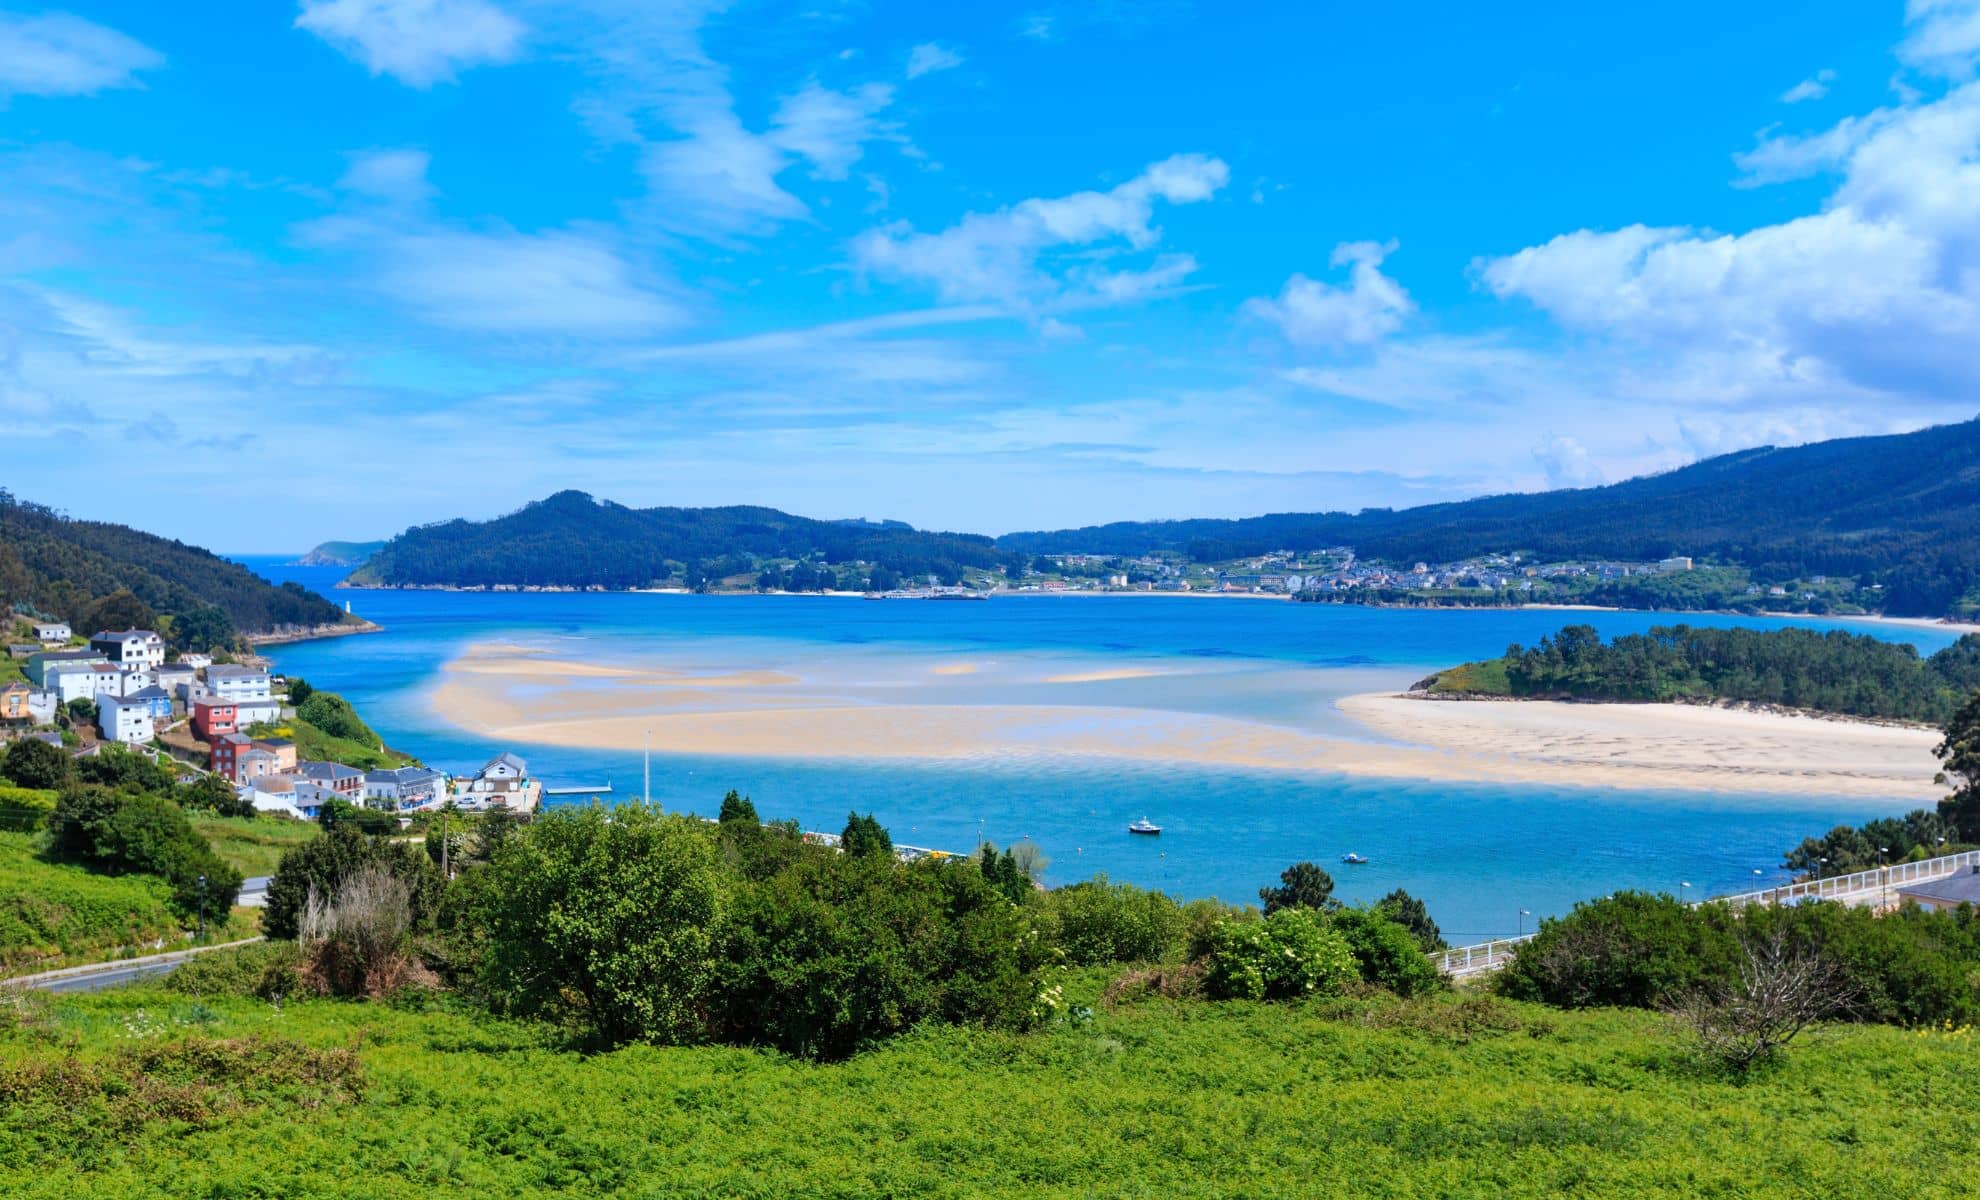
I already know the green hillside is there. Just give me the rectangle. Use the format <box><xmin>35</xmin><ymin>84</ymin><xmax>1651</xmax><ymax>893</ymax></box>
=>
<box><xmin>999</xmin><ymin>418</ymin><xmax>1980</xmax><ymax>616</ymax></box>
<box><xmin>0</xmin><ymin>489</ymin><xmax>353</xmax><ymax>643</ymax></box>
<box><xmin>0</xmin><ymin>829</ymin><xmax>183</xmax><ymax>975</ymax></box>
<box><xmin>296</xmin><ymin>540</ymin><xmax>387</xmax><ymax>567</ymax></box>
<box><xmin>350</xmin><ymin>490</ymin><xmax>1011</xmax><ymax>590</ymax></box>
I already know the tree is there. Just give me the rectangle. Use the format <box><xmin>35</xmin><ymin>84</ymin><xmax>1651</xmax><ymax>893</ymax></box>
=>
<box><xmin>1259</xmin><ymin>862</ymin><xmax>1337</xmax><ymax>914</ymax></box>
<box><xmin>1937</xmin><ymin>689</ymin><xmax>1980</xmax><ymax>840</ymax></box>
<box><xmin>1201</xmin><ymin>908</ymin><xmax>1357</xmax><ymax>1001</ymax></box>
<box><xmin>840</xmin><ymin>811</ymin><xmax>892</xmax><ymax>859</ymax></box>
<box><xmin>50</xmin><ymin>786</ymin><xmax>241</xmax><ymax>917</ymax></box>
<box><xmin>478</xmin><ymin>804</ymin><xmax>520</xmax><ymax>860</ymax></box>
<box><xmin>1375</xmin><ymin>888</ymin><xmax>1447</xmax><ymax>952</ymax></box>
<box><xmin>718</xmin><ymin>789</ymin><xmax>759</xmax><ymax>826</ymax></box>
<box><xmin>297</xmin><ymin>692</ymin><xmax>383</xmax><ymax>749</ymax></box>
<box><xmin>75</xmin><ymin>743</ymin><xmax>177</xmax><ymax>793</ymax></box>
<box><xmin>82</xmin><ymin>590</ymin><xmax>158</xmax><ymax>636</ymax></box>
<box><xmin>169</xmin><ymin>604</ymin><xmax>236</xmax><ymax>654</ymax></box>
<box><xmin>286</xmin><ymin>677</ymin><xmax>315</xmax><ymax>706</ymax></box>
<box><xmin>317</xmin><ymin>796</ymin><xmax>396</xmax><ymax>837</ymax></box>
<box><xmin>1670</xmin><ymin>927</ymin><xmax>1857</xmax><ymax>1071</ymax></box>
<box><xmin>1331</xmin><ymin>907</ymin><xmax>1443</xmax><ymax>997</ymax></box>
<box><xmin>478</xmin><ymin>804</ymin><xmax>722</xmax><ymax>1045</ymax></box>
<box><xmin>3</xmin><ymin>736</ymin><xmax>72</xmax><ymax>789</ymax></box>
<box><xmin>264</xmin><ymin>826</ymin><xmax>441</xmax><ymax>941</ymax></box>
<box><xmin>178</xmin><ymin>772</ymin><xmax>253</xmax><ymax>818</ymax></box>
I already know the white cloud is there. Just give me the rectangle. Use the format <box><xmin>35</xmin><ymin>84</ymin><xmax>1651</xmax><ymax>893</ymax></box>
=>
<box><xmin>378</xmin><ymin>229</ymin><xmax>689</xmax><ymax>335</ymax></box>
<box><xmin>906</xmin><ymin>42</ymin><xmax>962</xmax><ymax>79</ymax></box>
<box><xmin>295</xmin><ymin>0</ymin><xmax>525</xmax><ymax>87</ymax></box>
<box><xmin>1245</xmin><ymin>240</ymin><xmax>1413</xmax><ymax>349</ymax></box>
<box><xmin>1480</xmin><ymin>77</ymin><xmax>1980</xmax><ymax>403</ymax></box>
<box><xmin>0</xmin><ymin>11</ymin><xmax>161</xmax><ymax>97</ymax></box>
<box><xmin>853</xmin><ymin>153</ymin><xmax>1229</xmax><ymax>310</ymax></box>
<box><xmin>1782</xmin><ymin>68</ymin><xmax>1836</xmax><ymax>103</ymax></box>
<box><xmin>1531</xmin><ymin>435</ymin><xmax>1603</xmax><ymax>488</ymax></box>
<box><xmin>769</xmin><ymin>81</ymin><xmax>896</xmax><ymax>179</ymax></box>
<box><xmin>1900</xmin><ymin>0</ymin><xmax>1980</xmax><ymax>78</ymax></box>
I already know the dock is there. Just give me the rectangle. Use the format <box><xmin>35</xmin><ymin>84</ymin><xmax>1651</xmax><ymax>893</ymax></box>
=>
<box><xmin>544</xmin><ymin>782</ymin><xmax>614</xmax><ymax>796</ymax></box>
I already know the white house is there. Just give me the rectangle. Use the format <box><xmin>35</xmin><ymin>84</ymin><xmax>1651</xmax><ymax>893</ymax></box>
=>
<box><xmin>178</xmin><ymin>653</ymin><xmax>213</xmax><ymax>670</ymax></box>
<box><xmin>363</xmin><ymin>766</ymin><xmax>448</xmax><ymax>810</ymax></box>
<box><xmin>26</xmin><ymin>649</ymin><xmax>98</xmax><ymax>686</ymax></box>
<box><xmin>122</xmin><ymin>685</ymin><xmax>174</xmax><ymax>720</ymax></box>
<box><xmin>96</xmin><ymin>691</ymin><xmax>157</xmax><ymax>745</ymax></box>
<box><xmin>107</xmin><ymin>666</ymin><xmax>154</xmax><ymax>698</ymax></box>
<box><xmin>90</xmin><ymin>629</ymin><xmax>166</xmax><ymax>669</ymax></box>
<box><xmin>450</xmin><ymin>751</ymin><xmax>541</xmax><ymax>812</ymax></box>
<box><xmin>31</xmin><ymin>622</ymin><xmax>70</xmax><ymax>643</ymax></box>
<box><xmin>155</xmin><ymin>662</ymin><xmax>198</xmax><ymax>699</ymax></box>
<box><xmin>231</xmin><ymin>696</ymin><xmax>282</xmax><ymax>728</ymax></box>
<box><xmin>204</xmin><ymin>664</ymin><xmax>272</xmax><ymax>701</ymax></box>
<box><xmin>44</xmin><ymin>660</ymin><xmax>120</xmax><ymax>705</ymax></box>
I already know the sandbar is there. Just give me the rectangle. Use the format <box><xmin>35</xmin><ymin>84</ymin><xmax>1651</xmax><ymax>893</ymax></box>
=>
<box><xmin>431</xmin><ymin>642</ymin><xmax>1941</xmax><ymax>800</ymax></box>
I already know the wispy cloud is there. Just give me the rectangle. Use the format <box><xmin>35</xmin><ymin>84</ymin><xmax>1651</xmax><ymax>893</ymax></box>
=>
<box><xmin>1781</xmin><ymin>68</ymin><xmax>1836</xmax><ymax>103</ymax></box>
<box><xmin>906</xmin><ymin>42</ymin><xmax>963</xmax><ymax>79</ymax></box>
<box><xmin>853</xmin><ymin>153</ymin><xmax>1229</xmax><ymax>312</ymax></box>
<box><xmin>0</xmin><ymin>10</ymin><xmax>162</xmax><ymax>98</ymax></box>
<box><xmin>295</xmin><ymin>0</ymin><xmax>526</xmax><ymax>87</ymax></box>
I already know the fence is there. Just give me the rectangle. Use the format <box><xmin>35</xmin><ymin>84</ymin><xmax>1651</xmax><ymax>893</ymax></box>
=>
<box><xmin>1435</xmin><ymin>847</ymin><xmax>1980</xmax><ymax>977</ymax></box>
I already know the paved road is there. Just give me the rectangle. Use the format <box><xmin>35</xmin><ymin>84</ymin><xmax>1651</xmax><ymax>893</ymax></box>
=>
<box><xmin>5</xmin><ymin>937</ymin><xmax>265</xmax><ymax>994</ymax></box>
<box><xmin>239</xmin><ymin>876</ymin><xmax>270</xmax><ymax>907</ymax></box>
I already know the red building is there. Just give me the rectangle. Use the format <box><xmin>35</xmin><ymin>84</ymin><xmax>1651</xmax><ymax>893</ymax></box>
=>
<box><xmin>193</xmin><ymin>698</ymin><xmax>240</xmax><ymax>740</ymax></box>
<box><xmin>209</xmin><ymin>732</ymin><xmax>251</xmax><ymax>780</ymax></box>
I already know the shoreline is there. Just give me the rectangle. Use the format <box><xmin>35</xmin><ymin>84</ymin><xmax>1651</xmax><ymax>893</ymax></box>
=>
<box><xmin>426</xmin><ymin>643</ymin><xmax>1942</xmax><ymax>801</ymax></box>
<box><xmin>244</xmin><ymin>618</ymin><xmax>383</xmax><ymax>647</ymax></box>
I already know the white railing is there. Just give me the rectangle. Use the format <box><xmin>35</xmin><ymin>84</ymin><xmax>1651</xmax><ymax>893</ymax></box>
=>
<box><xmin>1435</xmin><ymin>847</ymin><xmax>1980</xmax><ymax>977</ymax></box>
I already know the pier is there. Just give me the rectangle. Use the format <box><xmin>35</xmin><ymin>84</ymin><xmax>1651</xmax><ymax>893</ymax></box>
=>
<box><xmin>544</xmin><ymin>782</ymin><xmax>614</xmax><ymax>796</ymax></box>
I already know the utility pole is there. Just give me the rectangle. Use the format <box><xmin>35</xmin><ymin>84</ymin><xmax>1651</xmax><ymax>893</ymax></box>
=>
<box><xmin>439</xmin><ymin>807</ymin><xmax>449</xmax><ymax>880</ymax></box>
<box><xmin>644</xmin><ymin>729</ymin><xmax>652</xmax><ymax>806</ymax></box>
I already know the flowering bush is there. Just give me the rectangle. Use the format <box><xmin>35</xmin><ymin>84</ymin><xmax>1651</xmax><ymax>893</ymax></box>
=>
<box><xmin>1201</xmin><ymin>908</ymin><xmax>1357</xmax><ymax>1001</ymax></box>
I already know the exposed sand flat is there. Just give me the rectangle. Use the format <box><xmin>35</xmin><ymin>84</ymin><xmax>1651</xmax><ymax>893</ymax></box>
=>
<box><xmin>930</xmin><ymin>662</ymin><xmax>982</xmax><ymax>676</ymax></box>
<box><xmin>430</xmin><ymin>642</ymin><xmax>1941</xmax><ymax>799</ymax></box>
<box><xmin>1335</xmin><ymin>693</ymin><xmax>1942</xmax><ymax>800</ymax></box>
<box><xmin>1043</xmin><ymin>668</ymin><xmax>1170</xmax><ymax>684</ymax></box>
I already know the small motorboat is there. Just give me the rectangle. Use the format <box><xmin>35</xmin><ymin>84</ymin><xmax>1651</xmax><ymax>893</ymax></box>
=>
<box><xmin>1340</xmin><ymin>852</ymin><xmax>1369</xmax><ymax>865</ymax></box>
<box><xmin>1128</xmin><ymin>817</ymin><xmax>1162</xmax><ymax>836</ymax></box>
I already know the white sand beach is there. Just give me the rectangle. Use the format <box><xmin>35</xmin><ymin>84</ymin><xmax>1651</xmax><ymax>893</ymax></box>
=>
<box><xmin>431</xmin><ymin>642</ymin><xmax>1942</xmax><ymax>800</ymax></box>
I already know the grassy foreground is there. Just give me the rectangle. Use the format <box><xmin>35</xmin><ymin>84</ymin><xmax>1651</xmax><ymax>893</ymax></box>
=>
<box><xmin>0</xmin><ymin>831</ymin><xmax>181</xmax><ymax>975</ymax></box>
<box><xmin>187</xmin><ymin>815</ymin><xmax>319</xmax><ymax>877</ymax></box>
<box><xmin>1</xmin><ymin>971</ymin><xmax>1974</xmax><ymax>1198</ymax></box>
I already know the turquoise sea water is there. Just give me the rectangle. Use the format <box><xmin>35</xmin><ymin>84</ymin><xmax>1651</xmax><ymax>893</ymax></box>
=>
<box><xmin>246</xmin><ymin>558</ymin><xmax>1958</xmax><ymax>944</ymax></box>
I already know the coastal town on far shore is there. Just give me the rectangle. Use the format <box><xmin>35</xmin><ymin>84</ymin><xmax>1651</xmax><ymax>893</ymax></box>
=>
<box><xmin>2</xmin><ymin>619</ymin><xmax>538</xmax><ymax>823</ymax></box>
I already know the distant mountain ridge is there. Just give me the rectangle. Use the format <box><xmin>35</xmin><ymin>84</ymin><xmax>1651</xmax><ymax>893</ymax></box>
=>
<box><xmin>998</xmin><ymin>419</ymin><xmax>1980</xmax><ymax>616</ymax></box>
<box><xmin>348</xmin><ymin>491</ymin><xmax>1007</xmax><ymax>590</ymax></box>
<box><xmin>0</xmin><ymin>488</ymin><xmax>353</xmax><ymax>641</ymax></box>
<box><xmin>343</xmin><ymin>420</ymin><xmax>1980</xmax><ymax>616</ymax></box>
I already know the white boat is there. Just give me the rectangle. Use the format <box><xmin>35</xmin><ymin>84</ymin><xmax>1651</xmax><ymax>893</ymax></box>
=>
<box><xmin>1341</xmin><ymin>852</ymin><xmax>1369</xmax><ymax>865</ymax></box>
<box><xmin>1128</xmin><ymin>817</ymin><xmax>1162</xmax><ymax>835</ymax></box>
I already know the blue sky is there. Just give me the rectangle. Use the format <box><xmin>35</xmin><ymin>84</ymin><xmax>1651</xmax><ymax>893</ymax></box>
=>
<box><xmin>2</xmin><ymin>1</ymin><xmax>1978</xmax><ymax>549</ymax></box>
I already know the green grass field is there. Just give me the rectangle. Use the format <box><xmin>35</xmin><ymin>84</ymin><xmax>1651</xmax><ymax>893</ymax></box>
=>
<box><xmin>249</xmin><ymin>717</ymin><xmax>417</xmax><ymax>771</ymax></box>
<box><xmin>2</xmin><ymin>967</ymin><xmax>1973</xmax><ymax>1198</ymax></box>
<box><xmin>188</xmin><ymin>814</ymin><xmax>319</xmax><ymax>876</ymax></box>
<box><xmin>1423</xmin><ymin>657</ymin><xmax>1511</xmax><ymax>695</ymax></box>
<box><xmin>0</xmin><ymin>830</ymin><xmax>183</xmax><ymax>975</ymax></box>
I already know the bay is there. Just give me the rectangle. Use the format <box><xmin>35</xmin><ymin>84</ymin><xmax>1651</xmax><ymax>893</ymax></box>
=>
<box><xmin>245</xmin><ymin>558</ymin><xmax>1958</xmax><ymax>944</ymax></box>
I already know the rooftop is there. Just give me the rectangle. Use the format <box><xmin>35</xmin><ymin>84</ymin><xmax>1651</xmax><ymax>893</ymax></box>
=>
<box><xmin>1898</xmin><ymin>867</ymin><xmax>1980</xmax><ymax>907</ymax></box>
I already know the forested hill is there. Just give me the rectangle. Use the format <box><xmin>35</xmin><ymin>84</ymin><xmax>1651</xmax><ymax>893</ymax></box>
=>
<box><xmin>997</xmin><ymin>418</ymin><xmax>1980</xmax><ymax>616</ymax></box>
<box><xmin>1418</xmin><ymin>623</ymin><xmax>1980</xmax><ymax>724</ymax></box>
<box><xmin>0</xmin><ymin>490</ymin><xmax>350</xmax><ymax>646</ymax></box>
<box><xmin>348</xmin><ymin>491</ymin><xmax>1011</xmax><ymax>590</ymax></box>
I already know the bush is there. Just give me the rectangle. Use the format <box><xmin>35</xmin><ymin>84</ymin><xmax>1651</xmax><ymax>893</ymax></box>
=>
<box><xmin>1498</xmin><ymin>892</ymin><xmax>1736</xmax><ymax>1009</ymax></box>
<box><xmin>2</xmin><ymin>737</ymin><xmax>71</xmax><ymax>790</ymax></box>
<box><xmin>301</xmin><ymin>863</ymin><xmax>422</xmax><ymax>997</ymax></box>
<box><xmin>177</xmin><ymin>773</ymin><xmax>253</xmax><ymax>819</ymax></box>
<box><xmin>478</xmin><ymin>804</ymin><xmax>722</xmax><ymax>1046</ymax></box>
<box><xmin>1047</xmin><ymin>875</ymin><xmax>1184</xmax><ymax>966</ymax></box>
<box><xmin>1375</xmin><ymin>888</ymin><xmax>1447</xmax><ymax>952</ymax></box>
<box><xmin>719</xmin><ymin>849</ymin><xmax>1047</xmax><ymax>1059</ymax></box>
<box><xmin>1332</xmin><ymin>907</ymin><xmax>1445</xmax><ymax>997</ymax></box>
<box><xmin>1201</xmin><ymin>908</ymin><xmax>1357</xmax><ymax>1001</ymax></box>
<box><xmin>264</xmin><ymin>827</ymin><xmax>441</xmax><ymax>941</ymax></box>
<box><xmin>0</xmin><ymin>785</ymin><xmax>55</xmax><ymax>833</ymax></box>
<box><xmin>163</xmin><ymin>940</ymin><xmax>307</xmax><ymax>1000</ymax></box>
<box><xmin>73</xmin><ymin>744</ymin><xmax>176</xmax><ymax>793</ymax></box>
<box><xmin>1259</xmin><ymin>861</ymin><xmax>1337</xmax><ymax>915</ymax></box>
<box><xmin>48</xmin><ymin>786</ymin><xmax>242</xmax><ymax>918</ymax></box>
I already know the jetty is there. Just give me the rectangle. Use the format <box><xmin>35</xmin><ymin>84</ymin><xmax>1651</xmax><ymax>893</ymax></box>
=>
<box><xmin>544</xmin><ymin>782</ymin><xmax>614</xmax><ymax>797</ymax></box>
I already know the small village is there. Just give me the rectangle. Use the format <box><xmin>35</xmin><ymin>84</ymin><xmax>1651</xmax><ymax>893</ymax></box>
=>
<box><xmin>2</xmin><ymin>620</ymin><xmax>539</xmax><ymax>822</ymax></box>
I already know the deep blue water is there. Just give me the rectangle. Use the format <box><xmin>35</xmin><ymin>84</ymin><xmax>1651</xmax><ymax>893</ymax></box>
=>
<box><xmin>245</xmin><ymin>558</ymin><xmax>1957</xmax><ymax>944</ymax></box>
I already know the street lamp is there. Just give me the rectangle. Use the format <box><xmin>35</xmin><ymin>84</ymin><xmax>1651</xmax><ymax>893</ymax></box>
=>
<box><xmin>1518</xmin><ymin>909</ymin><xmax>1531</xmax><ymax>937</ymax></box>
<box><xmin>196</xmin><ymin>873</ymin><xmax>207</xmax><ymax>942</ymax></box>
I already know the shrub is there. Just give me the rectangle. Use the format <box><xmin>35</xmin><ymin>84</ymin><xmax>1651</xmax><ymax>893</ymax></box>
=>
<box><xmin>1259</xmin><ymin>861</ymin><xmax>1338</xmax><ymax>914</ymax></box>
<box><xmin>3</xmin><ymin>737</ymin><xmax>71</xmax><ymax>790</ymax></box>
<box><xmin>177</xmin><ymin>774</ymin><xmax>253</xmax><ymax>818</ymax></box>
<box><xmin>163</xmin><ymin>941</ymin><xmax>307</xmax><ymax>1000</ymax></box>
<box><xmin>1721</xmin><ymin>900</ymin><xmax>1980</xmax><ymax>1027</ymax></box>
<box><xmin>719</xmin><ymin>849</ymin><xmax>1046</xmax><ymax>1059</ymax></box>
<box><xmin>1332</xmin><ymin>907</ymin><xmax>1445</xmax><ymax>997</ymax></box>
<box><xmin>0</xmin><ymin>785</ymin><xmax>55</xmax><ymax>833</ymax></box>
<box><xmin>73</xmin><ymin>744</ymin><xmax>176</xmax><ymax>793</ymax></box>
<box><xmin>478</xmin><ymin>804</ymin><xmax>722</xmax><ymax>1046</ymax></box>
<box><xmin>1181</xmin><ymin>897</ymin><xmax>1247</xmax><ymax>961</ymax></box>
<box><xmin>839</xmin><ymin>811</ymin><xmax>892</xmax><ymax>859</ymax></box>
<box><xmin>264</xmin><ymin>827</ymin><xmax>441</xmax><ymax>941</ymax></box>
<box><xmin>1048</xmin><ymin>875</ymin><xmax>1185</xmax><ymax>965</ymax></box>
<box><xmin>301</xmin><ymin>863</ymin><xmax>422</xmax><ymax>997</ymax></box>
<box><xmin>1669</xmin><ymin>927</ymin><xmax>1857</xmax><ymax>1071</ymax></box>
<box><xmin>1375</xmin><ymin>888</ymin><xmax>1447</xmax><ymax>952</ymax></box>
<box><xmin>1201</xmin><ymin>908</ymin><xmax>1357</xmax><ymax>1001</ymax></box>
<box><xmin>1498</xmin><ymin>892</ymin><xmax>1737</xmax><ymax>1009</ymax></box>
<box><xmin>49</xmin><ymin>786</ymin><xmax>242</xmax><ymax>918</ymax></box>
